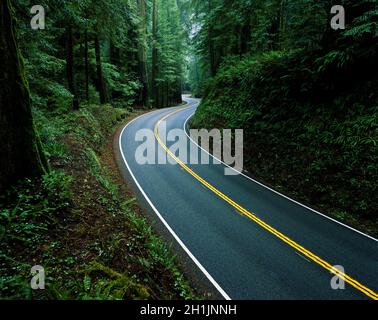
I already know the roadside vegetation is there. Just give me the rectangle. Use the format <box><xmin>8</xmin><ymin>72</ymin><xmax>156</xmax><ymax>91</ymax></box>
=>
<box><xmin>0</xmin><ymin>0</ymin><xmax>197</xmax><ymax>300</ymax></box>
<box><xmin>189</xmin><ymin>0</ymin><xmax>378</xmax><ymax>236</ymax></box>
<box><xmin>0</xmin><ymin>105</ymin><xmax>197</xmax><ymax>299</ymax></box>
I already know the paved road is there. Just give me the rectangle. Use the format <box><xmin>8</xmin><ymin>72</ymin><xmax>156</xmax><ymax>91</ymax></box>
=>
<box><xmin>119</xmin><ymin>97</ymin><xmax>378</xmax><ymax>300</ymax></box>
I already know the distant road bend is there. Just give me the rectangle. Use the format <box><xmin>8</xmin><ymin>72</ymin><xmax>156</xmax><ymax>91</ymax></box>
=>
<box><xmin>119</xmin><ymin>96</ymin><xmax>378</xmax><ymax>300</ymax></box>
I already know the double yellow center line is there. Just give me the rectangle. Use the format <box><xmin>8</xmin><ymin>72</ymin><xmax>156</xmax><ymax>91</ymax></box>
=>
<box><xmin>153</xmin><ymin>106</ymin><xmax>378</xmax><ymax>300</ymax></box>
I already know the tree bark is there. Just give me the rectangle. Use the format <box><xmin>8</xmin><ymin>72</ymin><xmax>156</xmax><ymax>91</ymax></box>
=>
<box><xmin>94</xmin><ymin>33</ymin><xmax>107</xmax><ymax>104</ymax></box>
<box><xmin>109</xmin><ymin>40</ymin><xmax>121</xmax><ymax>67</ymax></box>
<box><xmin>174</xmin><ymin>79</ymin><xmax>182</xmax><ymax>104</ymax></box>
<box><xmin>109</xmin><ymin>40</ymin><xmax>121</xmax><ymax>99</ymax></box>
<box><xmin>208</xmin><ymin>0</ymin><xmax>217</xmax><ymax>77</ymax></box>
<box><xmin>137</xmin><ymin>0</ymin><xmax>150</xmax><ymax>108</ymax></box>
<box><xmin>0</xmin><ymin>0</ymin><xmax>49</xmax><ymax>192</ymax></box>
<box><xmin>164</xmin><ymin>82</ymin><xmax>169</xmax><ymax>108</ymax></box>
<box><xmin>151</xmin><ymin>0</ymin><xmax>159</xmax><ymax>108</ymax></box>
<box><xmin>66</xmin><ymin>25</ymin><xmax>79</xmax><ymax>110</ymax></box>
<box><xmin>278</xmin><ymin>0</ymin><xmax>287</xmax><ymax>49</ymax></box>
<box><xmin>84</xmin><ymin>29</ymin><xmax>89</xmax><ymax>101</ymax></box>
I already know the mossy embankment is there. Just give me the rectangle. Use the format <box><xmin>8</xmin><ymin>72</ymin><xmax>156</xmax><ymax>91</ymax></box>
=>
<box><xmin>0</xmin><ymin>104</ymin><xmax>198</xmax><ymax>300</ymax></box>
<box><xmin>192</xmin><ymin>49</ymin><xmax>378</xmax><ymax>237</ymax></box>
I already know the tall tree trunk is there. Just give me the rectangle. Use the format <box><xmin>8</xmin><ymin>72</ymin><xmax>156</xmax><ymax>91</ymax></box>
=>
<box><xmin>0</xmin><ymin>0</ymin><xmax>49</xmax><ymax>192</ymax></box>
<box><xmin>194</xmin><ymin>55</ymin><xmax>200</xmax><ymax>94</ymax></box>
<box><xmin>109</xmin><ymin>40</ymin><xmax>121</xmax><ymax>100</ymax></box>
<box><xmin>84</xmin><ymin>29</ymin><xmax>89</xmax><ymax>101</ymax></box>
<box><xmin>174</xmin><ymin>79</ymin><xmax>182</xmax><ymax>104</ymax></box>
<box><xmin>165</xmin><ymin>82</ymin><xmax>169</xmax><ymax>108</ymax></box>
<box><xmin>151</xmin><ymin>0</ymin><xmax>159</xmax><ymax>108</ymax></box>
<box><xmin>278</xmin><ymin>0</ymin><xmax>287</xmax><ymax>49</ymax></box>
<box><xmin>94</xmin><ymin>33</ymin><xmax>107</xmax><ymax>104</ymax></box>
<box><xmin>238</xmin><ymin>24</ymin><xmax>249</xmax><ymax>58</ymax></box>
<box><xmin>66</xmin><ymin>25</ymin><xmax>79</xmax><ymax>110</ymax></box>
<box><xmin>239</xmin><ymin>5</ymin><xmax>252</xmax><ymax>58</ymax></box>
<box><xmin>208</xmin><ymin>0</ymin><xmax>216</xmax><ymax>77</ymax></box>
<box><xmin>109</xmin><ymin>41</ymin><xmax>121</xmax><ymax>67</ymax></box>
<box><xmin>137</xmin><ymin>0</ymin><xmax>150</xmax><ymax>108</ymax></box>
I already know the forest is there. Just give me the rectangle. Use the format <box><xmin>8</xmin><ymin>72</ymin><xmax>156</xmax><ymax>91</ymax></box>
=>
<box><xmin>190</xmin><ymin>0</ymin><xmax>377</xmax><ymax>233</ymax></box>
<box><xmin>0</xmin><ymin>0</ymin><xmax>377</xmax><ymax>300</ymax></box>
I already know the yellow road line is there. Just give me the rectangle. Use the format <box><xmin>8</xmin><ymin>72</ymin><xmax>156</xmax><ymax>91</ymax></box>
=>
<box><xmin>154</xmin><ymin>107</ymin><xmax>378</xmax><ymax>300</ymax></box>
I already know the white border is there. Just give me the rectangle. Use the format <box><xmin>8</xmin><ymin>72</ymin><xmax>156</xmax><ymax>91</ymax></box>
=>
<box><xmin>119</xmin><ymin>106</ymin><xmax>232</xmax><ymax>300</ymax></box>
<box><xmin>183</xmin><ymin>102</ymin><xmax>378</xmax><ymax>243</ymax></box>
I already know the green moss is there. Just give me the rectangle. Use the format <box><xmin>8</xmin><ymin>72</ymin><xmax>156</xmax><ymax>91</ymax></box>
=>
<box><xmin>0</xmin><ymin>0</ymin><xmax>49</xmax><ymax>192</ymax></box>
<box><xmin>79</xmin><ymin>262</ymin><xmax>150</xmax><ymax>300</ymax></box>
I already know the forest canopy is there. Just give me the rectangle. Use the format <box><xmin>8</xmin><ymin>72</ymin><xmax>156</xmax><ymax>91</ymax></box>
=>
<box><xmin>14</xmin><ymin>0</ymin><xmax>186</xmax><ymax>113</ymax></box>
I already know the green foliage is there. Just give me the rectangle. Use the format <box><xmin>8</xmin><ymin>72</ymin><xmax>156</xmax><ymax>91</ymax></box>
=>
<box><xmin>78</xmin><ymin>262</ymin><xmax>150</xmax><ymax>300</ymax></box>
<box><xmin>1</xmin><ymin>104</ymin><xmax>197</xmax><ymax>300</ymax></box>
<box><xmin>123</xmin><ymin>209</ymin><xmax>196</xmax><ymax>300</ymax></box>
<box><xmin>102</xmin><ymin>62</ymin><xmax>141</xmax><ymax>108</ymax></box>
<box><xmin>33</xmin><ymin>109</ymin><xmax>70</xmax><ymax>164</ymax></box>
<box><xmin>148</xmin><ymin>0</ymin><xmax>186</xmax><ymax>107</ymax></box>
<box><xmin>192</xmin><ymin>8</ymin><xmax>378</xmax><ymax>223</ymax></box>
<box><xmin>1</xmin><ymin>0</ymin><xmax>196</xmax><ymax>301</ymax></box>
<box><xmin>14</xmin><ymin>0</ymin><xmax>157</xmax><ymax>111</ymax></box>
<box><xmin>0</xmin><ymin>171</ymin><xmax>71</xmax><ymax>299</ymax></box>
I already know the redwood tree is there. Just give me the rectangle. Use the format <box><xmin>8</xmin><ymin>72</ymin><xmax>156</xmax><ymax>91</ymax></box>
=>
<box><xmin>137</xmin><ymin>0</ymin><xmax>150</xmax><ymax>108</ymax></box>
<box><xmin>0</xmin><ymin>0</ymin><xmax>49</xmax><ymax>193</ymax></box>
<box><xmin>151</xmin><ymin>0</ymin><xmax>159</xmax><ymax>108</ymax></box>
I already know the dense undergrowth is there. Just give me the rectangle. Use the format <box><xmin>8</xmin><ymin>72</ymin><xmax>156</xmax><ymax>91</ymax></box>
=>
<box><xmin>192</xmin><ymin>47</ymin><xmax>378</xmax><ymax>236</ymax></box>
<box><xmin>0</xmin><ymin>105</ymin><xmax>197</xmax><ymax>300</ymax></box>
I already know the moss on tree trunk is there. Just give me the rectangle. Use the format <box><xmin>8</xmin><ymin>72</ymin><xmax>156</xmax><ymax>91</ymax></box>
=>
<box><xmin>0</xmin><ymin>0</ymin><xmax>49</xmax><ymax>193</ymax></box>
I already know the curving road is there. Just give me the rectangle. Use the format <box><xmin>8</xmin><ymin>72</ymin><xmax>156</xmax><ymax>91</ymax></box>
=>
<box><xmin>118</xmin><ymin>97</ymin><xmax>378</xmax><ymax>300</ymax></box>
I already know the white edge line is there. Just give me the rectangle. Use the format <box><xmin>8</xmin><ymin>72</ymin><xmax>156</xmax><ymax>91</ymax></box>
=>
<box><xmin>183</xmin><ymin>103</ymin><xmax>378</xmax><ymax>243</ymax></box>
<box><xmin>119</xmin><ymin>106</ymin><xmax>232</xmax><ymax>301</ymax></box>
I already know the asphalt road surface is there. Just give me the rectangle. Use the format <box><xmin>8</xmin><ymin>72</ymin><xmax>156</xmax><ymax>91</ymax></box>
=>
<box><xmin>118</xmin><ymin>96</ymin><xmax>378</xmax><ymax>300</ymax></box>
